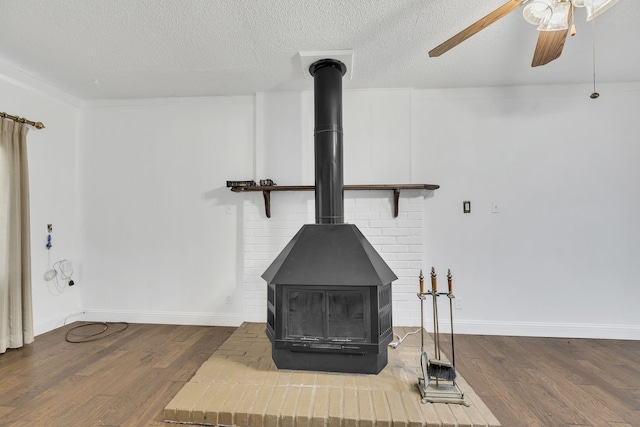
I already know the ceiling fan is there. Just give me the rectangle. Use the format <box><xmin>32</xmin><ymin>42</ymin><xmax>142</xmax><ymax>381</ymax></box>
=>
<box><xmin>429</xmin><ymin>0</ymin><xmax>619</xmax><ymax>67</ymax></box>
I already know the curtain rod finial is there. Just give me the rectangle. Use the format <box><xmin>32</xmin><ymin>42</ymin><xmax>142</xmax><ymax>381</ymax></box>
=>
<box><xmin>35</xmin><ymin>122</ymin><xmax>45</xmax><ymax>129</ymax></box>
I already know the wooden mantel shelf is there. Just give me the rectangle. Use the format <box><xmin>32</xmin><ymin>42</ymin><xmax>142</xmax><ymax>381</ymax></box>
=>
<box><xmin>230</xmin><ymin>184</ymin><xmax>439</xmax><ymax>218</ymax></box>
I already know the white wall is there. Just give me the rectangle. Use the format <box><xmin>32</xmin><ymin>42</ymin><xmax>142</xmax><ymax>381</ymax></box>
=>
<box><xmin>3</xmin><ymin>59</ymin><xmax>639</xmax><ymax>340</ymax></box>
<box><xmin>254</xmin><ymin>89</ymin><xmax>413</xmax><ymax>186</ymax></box>
<box><xmin>253</xmin><ymin>85</ymin><xmax>640</xmax><ymax>339</ymax></box>
<box><xmin>78</xmin><ymin>97</ymin><xmax>254</xmax><ymax>326</ymax></box>
<box><xmin>0</xmin><ymin>64</ymin><xmax>83</xmax><ymax>334</ymax></box>
<box><xmin>413</xmin><ymin>83</ymin><xmax>640</xmax><ymax>339</ymax></box>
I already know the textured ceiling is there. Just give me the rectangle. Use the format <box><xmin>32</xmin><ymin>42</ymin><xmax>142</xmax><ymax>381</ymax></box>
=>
<box><xmin>0</xmin><ymin>0</ymin><xmax>637</xmax><ymax>100</ymax></box>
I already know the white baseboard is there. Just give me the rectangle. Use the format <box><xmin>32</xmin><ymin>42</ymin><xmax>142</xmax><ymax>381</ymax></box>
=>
<box><xmin>38</xmin><ymin>310</ymin><xmax>639</xmax><ymax>340</ymax></box>
<box><xmin>35</xmin><ymin>309</ymin><xmax>244</xmax><ymax>337</ymax></box>
<box><xmin>242</xmin><ymin>312</ymin><xmax>267</xmax><ymax>323</ymax></box>
<box><xmin>457</xmin><ymin>320</ymin><xmax>640</xmax><ymax>340</ymax></box>
<box><xmin>398</xmin><ymin>319</ymin><xmax>640</xmax><ymax>340</ymax></box>
<box><xmin>34</xmin><ymin>311</ymin><xmax>87</xmax><ymax>336</ymax></box>
<box><xmin>82</xmin><ymin>309</ymin><xmax>243</xmax><ymax>327</ymax></box>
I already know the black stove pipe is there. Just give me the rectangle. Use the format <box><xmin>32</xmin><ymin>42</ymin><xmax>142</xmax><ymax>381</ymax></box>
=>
<box><xmin>309</xmin><ymin>59</ymin><xmax>347</xmax><ymax>225</ymax></box>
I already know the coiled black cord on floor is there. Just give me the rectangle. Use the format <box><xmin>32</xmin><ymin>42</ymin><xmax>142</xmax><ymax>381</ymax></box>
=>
<box><xmin>65</xmin><ymin>321</ymin><xmax>130</xmax><ymax>343</ymax></box>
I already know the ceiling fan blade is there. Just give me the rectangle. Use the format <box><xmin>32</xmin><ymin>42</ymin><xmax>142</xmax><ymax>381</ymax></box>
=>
<box><xmin>429</xmin><ymin>0</ymin><xmax>528</xmax><ymax>58</ymax></box>
<box><xmin>585</xmin><ymin>0</ymin><xmax>619</xmax><ymax>21</ymax></box>
<box><xmin>531</xmin><ymin>4</ymin><xmax>573</xmax><ymax>67</ymax></box>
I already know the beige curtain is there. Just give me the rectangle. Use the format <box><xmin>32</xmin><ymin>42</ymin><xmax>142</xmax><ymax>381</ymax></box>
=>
<box><xmin>0</xmin><ymin>118</ymin><xmax>34</xmax><ymax>354</ymax></box>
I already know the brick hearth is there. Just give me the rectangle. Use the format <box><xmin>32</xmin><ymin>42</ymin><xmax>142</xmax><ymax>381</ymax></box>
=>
<box><xmin>164</xmin><ymin>322</ymin><xmax>500</xmax><ymax>426</ymax></box>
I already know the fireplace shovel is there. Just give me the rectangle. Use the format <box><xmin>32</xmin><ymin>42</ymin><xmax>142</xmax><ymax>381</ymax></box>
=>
<box><xmin>417</xmin><ymin>268</ymin><xmax>468</xmax><ymax>406</ymax></box>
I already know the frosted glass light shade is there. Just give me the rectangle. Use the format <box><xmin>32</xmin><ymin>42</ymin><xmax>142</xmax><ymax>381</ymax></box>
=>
<box><xmin>537</xmin><ymin>1</ymin><xmax>571</xmax><ymax>31</ymax></box>
<box><xmin>523</xmin><ymin>0</ymin><xmax>554</xmax><ymax>25</ymax></box>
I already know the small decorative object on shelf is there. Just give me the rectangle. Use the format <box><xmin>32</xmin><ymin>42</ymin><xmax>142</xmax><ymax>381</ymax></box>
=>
<box><xmin>226</xmin><ymin>180</ymin><xmax>256</xmax><ymax>188</ymax></box>
<box><xmin>259</xmin><ymin>179</ymin><xmax>277</xmax><ymax>186</ymax></box>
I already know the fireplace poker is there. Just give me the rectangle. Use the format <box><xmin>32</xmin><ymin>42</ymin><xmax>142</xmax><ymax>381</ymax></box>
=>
<box><xmin>447</xmin><ymin>269</ymin><xmax>456</xmax><ymax>368</ymax></box>
<box><xmin>427</xmin><ymin>267</ymin><xmax>456</xmax><ymax>382</ymax></box>
<box><xmin>418</xmin><ymin>271</ymin><xmax>429</xmax><ymax>385</ymax></box>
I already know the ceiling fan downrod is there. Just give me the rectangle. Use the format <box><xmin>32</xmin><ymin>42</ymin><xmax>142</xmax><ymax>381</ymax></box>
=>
<box><xmin>590</xmin><ymin>13</ymin><xmax>599</xmax><ymax>99</ymax></box>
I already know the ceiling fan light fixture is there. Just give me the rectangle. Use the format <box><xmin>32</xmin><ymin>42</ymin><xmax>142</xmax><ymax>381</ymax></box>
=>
<box><xmin>584</xmin><ymin>0</ymin><xmax>619</xmax><ymax>21</ymax></box>
<box><xmin>523</xmin><ymin>0</ymin><xmax>554</xmax><ymax>25</ymax></box>
<box><xmin>537</xmin><ymin>1</ymin><xmax>571</xmax><ymax>31</ymax></box>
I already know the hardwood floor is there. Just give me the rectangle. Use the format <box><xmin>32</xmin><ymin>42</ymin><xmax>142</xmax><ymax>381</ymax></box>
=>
<box><xmin>0</xmin><ymin>323</ymin><xmax>638</xmax><ymax>426</ymax></box>
<box><xmin>438</xmin><ymin>333</ymin><xmax>640</xmax><ymax>427</ymax></box>
<box><xmin>0</xmin><ymin>322</ymin><xmax>234</xmax><ymax>427</ymax></box>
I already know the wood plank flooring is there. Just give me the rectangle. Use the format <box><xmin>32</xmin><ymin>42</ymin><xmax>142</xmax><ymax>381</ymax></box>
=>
<box><xmin>1</xmin><ymin>322</ymin><xmax>638</xmax><ymax>426</ymax></box>
<box><xmin>0</xmin><ymin>322</ymin><xmax>234</xmax><ymax>427</ymax></box>
<box><xmin>437</xmin><ymin>333</ymin><xmax>640</xmax><ymax>427</ymax></box>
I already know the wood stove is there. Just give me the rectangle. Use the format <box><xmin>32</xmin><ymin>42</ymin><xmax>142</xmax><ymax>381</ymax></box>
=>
<box><xmin>262</xmin><ymin>59</ymin><xmax>397</xmax><ymax>374</ymax></box>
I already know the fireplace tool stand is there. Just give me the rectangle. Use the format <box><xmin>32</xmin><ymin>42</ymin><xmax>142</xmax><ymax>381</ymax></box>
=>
<box><xmin>417</xmin><ymin>268</ymin><xmax>468</xmax><ymax>406</ymax></box>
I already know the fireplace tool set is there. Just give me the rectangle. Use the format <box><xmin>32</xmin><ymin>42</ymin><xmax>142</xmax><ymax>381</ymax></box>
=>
<box><xmin>417</xmin><ymin>267</ymin><xmax>468</xmax><ymax>406</ymax></box>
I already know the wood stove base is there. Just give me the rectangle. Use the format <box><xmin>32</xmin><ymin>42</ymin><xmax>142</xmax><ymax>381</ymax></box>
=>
<box><xmin>271</xmin><ymin>342</ymin><xmax>389</xmax><ymax>374</ymax></box>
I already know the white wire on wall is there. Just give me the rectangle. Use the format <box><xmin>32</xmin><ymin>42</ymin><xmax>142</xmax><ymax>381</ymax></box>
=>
<box><xmin>44</xmin><ymin>259</ymin><xmax>75</xmax><ymax>295</ymax></box>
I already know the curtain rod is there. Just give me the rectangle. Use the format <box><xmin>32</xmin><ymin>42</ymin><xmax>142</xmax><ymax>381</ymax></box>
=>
<box><xmin>0</xmin><ymin>111</ymin><xmax>45</xmax><ymax>129</ymax></box>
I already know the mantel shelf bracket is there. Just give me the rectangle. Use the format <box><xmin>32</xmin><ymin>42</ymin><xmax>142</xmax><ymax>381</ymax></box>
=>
<box><xmin>230</xmin><ymin>184</ymin><xmax>439</xmax><ymax>218</ymax></box>
<box><xmin>263</xmin><ymin>190</ymin><xmax>271</xmax><ymax>218</ymax></box>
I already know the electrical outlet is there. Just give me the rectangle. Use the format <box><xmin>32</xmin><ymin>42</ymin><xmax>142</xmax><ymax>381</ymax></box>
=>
<box><xmin>225</xmin><ymin>293</ymin><xmax>233</xmax><ymax>304</ymax></box>
<box><xmin>455</xmin><ymin>297</ymin><xmax>464</xmax><ymax>310</ymax></box>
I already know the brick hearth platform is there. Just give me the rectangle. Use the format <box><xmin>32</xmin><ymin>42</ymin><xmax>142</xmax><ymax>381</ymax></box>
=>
<box><xmin>164</xmin><ymin>323</ymin><xmax>500</xmax><ymax>426</ymax></box>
